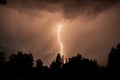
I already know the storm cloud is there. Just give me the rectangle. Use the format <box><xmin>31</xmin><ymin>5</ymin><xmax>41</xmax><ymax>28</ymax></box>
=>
<box><xmin>6</xmin><ymin>0</ymin><xmax>120</xmax><ymax>18</ymax></box>
<box><xmin>0</xmin><ymin>0</ymin><xmax>120</xmax><ymax>66</ymax></box>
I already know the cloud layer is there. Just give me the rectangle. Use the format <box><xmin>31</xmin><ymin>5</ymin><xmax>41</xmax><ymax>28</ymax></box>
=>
<box><xmin>6</xmin><ymin>0</ymin><xmax>120</xmax><ymax>18</ymax></box>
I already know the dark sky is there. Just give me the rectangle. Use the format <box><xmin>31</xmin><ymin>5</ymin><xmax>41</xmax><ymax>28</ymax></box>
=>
<box><xmin>0</xmin><ymin>0</ymin><xmax>120</xmax><ymax>66</ymax></box>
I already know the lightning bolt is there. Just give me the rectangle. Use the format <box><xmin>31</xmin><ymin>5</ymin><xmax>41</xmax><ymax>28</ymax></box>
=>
<box><xmin>58</xmin><ymin>25</ymin><xmax>63</xmax><ymax>56</ymax></box>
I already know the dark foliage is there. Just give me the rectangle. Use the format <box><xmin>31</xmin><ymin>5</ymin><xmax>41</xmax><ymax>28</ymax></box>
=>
<box><xmin>107</xmin><ymin>43</ymin><xmax>120</xmax><ymax>80</ymax></box>
<box><xmin>0</xmin><ymin>43</ymin><xmax>120</xmax><ymax>80</ymax></box>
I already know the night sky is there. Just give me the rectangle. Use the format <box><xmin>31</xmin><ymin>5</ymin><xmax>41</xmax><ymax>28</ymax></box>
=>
<box><xmin>0</xmin><ymin>0</ymin><xmax>120</xmax><ymax>66</ymax></box>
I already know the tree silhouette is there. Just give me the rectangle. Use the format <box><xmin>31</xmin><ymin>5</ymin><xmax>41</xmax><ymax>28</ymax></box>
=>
<box><xmin>34</xmin><ymin>58</ymin><xmax>50</xmax><ymax>80</ymax></box>
<box><xmin>0</xmin><ymin>52</ymin><xmax>5</xmax><ymax>67</ymax></box>
<box><xmin>50</xmin><ymin>53</ymin><xmax>64</xmax><ymax>80</ymax></box>
<box><xmin>0</xmin><ymin>52</ymin><xmax>5</xmax><ymax>77</ymax></box>
<box><xmin>0</xmin><ymin>43</ymin><xmax>119</xmax><ymax>80</ymax></box>
<box><xmin>108</xmin><ymin>43</ymin><xmax>120</xmax><ymax>68</ymax></box>
<box><xmin>107</xmin><ymin>43</ymin><xmax>120</xmax><ymax>80</ymax></box>
<box><xmin>6</xmin><ymin>51</ymin><xmax>34</xmax><ymax>77</ymax></box>
<box><xmin>36</xmin><ymin>59</ymin><xmax>43</xmax><ymax>69</ymax></box>
<box><xmin>62</xmin><ymin>54</ymin><xmax>99</xmax><ymax>80</ymax></box>
<box><xmin>50</xmin><ymin>53</ymin><xmax>64</xmax><ymax>70</ymax></box>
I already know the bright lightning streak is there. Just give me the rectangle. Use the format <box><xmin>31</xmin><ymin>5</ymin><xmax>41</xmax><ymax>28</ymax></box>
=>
<box><xmin>58</xmin><ymin>25</ymin><xmax>63</xmax><ymax>56</ymax></box>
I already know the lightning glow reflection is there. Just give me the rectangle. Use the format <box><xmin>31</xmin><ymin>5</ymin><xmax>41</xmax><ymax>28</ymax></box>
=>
<box><xmin>58</xmin><ymin>25</ymin><xmax>63</xmax><ymax>56</ymax></box>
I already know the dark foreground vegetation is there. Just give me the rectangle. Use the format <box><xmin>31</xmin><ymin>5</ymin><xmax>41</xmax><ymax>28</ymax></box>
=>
<box><xmin>0</xmin><ymin>43</ymin><xmax>120</xmax><ymax>80</ymax></box>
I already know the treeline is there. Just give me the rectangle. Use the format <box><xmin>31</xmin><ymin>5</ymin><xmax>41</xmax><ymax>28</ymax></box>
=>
<box><xmin>0</xmin><ymin>43</ymin><xmax>120</xmax><ymax>80</ymax></box>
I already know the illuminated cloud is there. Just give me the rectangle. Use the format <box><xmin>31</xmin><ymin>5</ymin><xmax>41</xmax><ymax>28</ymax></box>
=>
<box><xmin>0</xmin><ymin>0</ymin><xmax>120</xmax><ymax>65</ymax></box>
<box><xmin>6</xmin><ymin>0</ymin><xmax>120</xmax><ymax>18</ymax></box>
